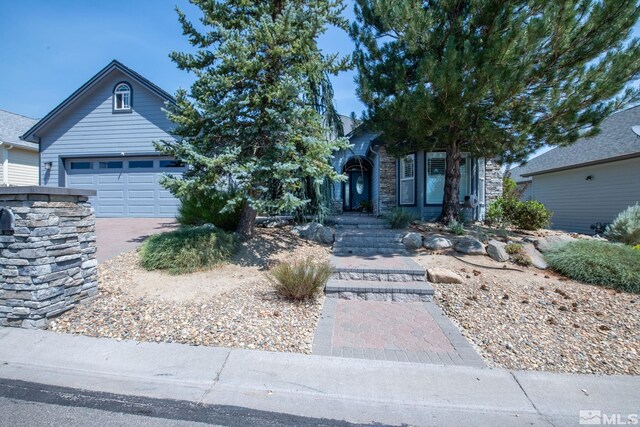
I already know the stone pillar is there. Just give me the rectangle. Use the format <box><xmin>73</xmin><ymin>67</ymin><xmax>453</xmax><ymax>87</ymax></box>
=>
<box><xmin>485</xmin><ymin>157</ymin><xmax>503</xmax><ymax>206</ymax></box>
<box><xmin>0</xmin><ymin>186</ymin><xmax>98</xmax><ymax>329</ymax></box>
<box><xmin>378</xmin><ymin>146</ymin><xmax>397</xmax><ymax>215</ymax></box>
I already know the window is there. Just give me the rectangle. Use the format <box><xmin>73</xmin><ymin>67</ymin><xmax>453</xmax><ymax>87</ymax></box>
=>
<box><xmin>426</xmin><ymin>152</ymin><xmax>472</xmax><ymax>204</ymax></box>
<box><xmin>114</xmin><ymin>83</ymin><xmax>131</xmax><ymax>111</ymax></box>
<box><xmin>399</xmin><ymin>154</ymin><xmax>415</xmax><ymax>205</ymax></box>
<box><xmin>69</xmin><ymin>161</ymin><xmax>92</xmax><ymax>170</ymax></box>
<box><xmin>129</xmin><ymin>160</ymin><xmax>154</xmax><ymax>169</ymax></box>
<box><xmin>159</xmin><ymin>159</ymin><xmax>184</xmax><ymax>168</ymax></box>
<box><xmin>98</xmin><ymin>161</ymin><xmax>123</xmax><ymax>169</ymax></box>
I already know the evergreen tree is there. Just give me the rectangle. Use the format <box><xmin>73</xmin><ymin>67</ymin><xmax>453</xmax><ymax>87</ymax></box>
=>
<box><xmin>352</xmin><ymin>0</ymin><xmax>640</xmax><ymax>223</ymax></box>
<box><xmin>158</xmin><ymin>0</ymin><xmax>350</xmax><ymax>239</ymax></box>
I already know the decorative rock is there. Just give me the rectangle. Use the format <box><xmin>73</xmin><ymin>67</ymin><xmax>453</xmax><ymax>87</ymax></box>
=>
<box><xmin>315</xmin><ymin>226</ymin><xmax>335</xmax><ymax>245</ymax></box>
<box><xmin>454</xmin><ymin>237</ymin><xmax>486</xmax><ymax>255</ymax></box>
<box><xmin>292</xmin><ymin>222</ymin><xmax>322</xmax><ymax>239</ymax></box>
<box><xmin>427</xmin><ymin>268</ymin><xmax>464</xmax><ymax>284</ymax></box>
<box><xmin>402</xmin><ymin>232</ymin><xmax>423</xmax><ymax>250</ymax></box>
<box><xmin>523</xmin><ymin>243</ymin><xmax>548</xmax><ymax>269</ymax></box>
<box><xmin>423</xmin><ymin>235</ymin><xmax>453</xmax><ymax>250</ymax></box>
<box><xmin>486</xmin><ymin>239</ymin><xmax>509</xmax><ymax>262</ymax></box>
<box><xmin>535</xmin><ymin>235</ymin><xmax>576</xmax><ymax>252</ymax></box>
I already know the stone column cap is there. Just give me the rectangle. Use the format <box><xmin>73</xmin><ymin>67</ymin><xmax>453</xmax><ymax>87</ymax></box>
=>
<box><xmin>0</xmin><ymin>186</ymin><xmax>96</xmax><ymax>197</ymax></box>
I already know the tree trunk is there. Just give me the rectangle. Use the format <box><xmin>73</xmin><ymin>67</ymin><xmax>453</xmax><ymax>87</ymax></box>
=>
<box><xmin>439</xmin><ymin>140</ymin><xmax>462</xmax><ymax>224</ymax></box>
<box><xmin>237</xmin><ymin>200</ymin><xmax>257</xmax><ymax>240</ymax></box>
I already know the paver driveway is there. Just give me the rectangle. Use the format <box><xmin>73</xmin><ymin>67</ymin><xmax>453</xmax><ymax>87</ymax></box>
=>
<box><xmin>95</xmin><ymin>218</ymin><xmax>178</xmax><ymax>262</ymax></box>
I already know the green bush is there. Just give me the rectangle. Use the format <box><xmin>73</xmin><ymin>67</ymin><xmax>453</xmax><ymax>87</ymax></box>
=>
<box><xmin>139</xmin><ymin>226</ymin><xmax>239</xmax><ymax>275</ymax></box>
<box><xmin>177</xmin><ymin>190</ymin><xmax>243</xmax><ymax>232</ymax></box>
<box><xmin>505</xmin><ymin>242</ymin><xmax>524</xmax><ymax>255</ymax></box>
<box><xmin>269</xmin><ymin>258</ymin><xmax>331</xmax><ymax>301</ymax></box>
<box><xmin>511</xmin><ymin>200</ymin><xmax>553</xmax><ymax>230</ymax></box>
<box><xmin>383</xmin><ymin>208</ymin><xmax>416</xmax><ymax>229</ymax></box>
<box><xmin>545</xmin><ymin>240</ymin><xmax>640</xmax><ymax>293</ymax></box>
<box><xmin>448</xmin><ymin>220</ymin><xmax>465</xmax><ymax>235</ymax></box>
<box><xmin>605</xmin><ymin>203</ymin><xmax>640</xmax><ymax>245</ymax></box>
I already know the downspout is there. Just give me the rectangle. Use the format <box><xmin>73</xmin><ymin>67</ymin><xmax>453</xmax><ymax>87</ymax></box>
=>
<box><xmin>1</xmin><ymin>142</ymin><xmax>12</xmax><ymax>186</ymax></box>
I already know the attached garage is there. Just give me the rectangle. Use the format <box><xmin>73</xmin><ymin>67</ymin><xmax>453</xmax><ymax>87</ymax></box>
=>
<box><xmin>65</xmin><ymin>157</ymin><xmax>184</xmax><ymax>218</ymax></box>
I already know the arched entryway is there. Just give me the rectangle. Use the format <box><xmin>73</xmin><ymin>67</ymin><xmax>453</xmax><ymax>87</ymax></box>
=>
<box><xmin>343</xmin><ymin>156</ymin><xmax>373</xmax><ymax>212</ymax></box>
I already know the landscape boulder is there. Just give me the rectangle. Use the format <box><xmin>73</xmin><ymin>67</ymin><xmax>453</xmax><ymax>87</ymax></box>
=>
<box><xmin>402</xmin><ymin>232</ymin><xmax>423</xmax><ymax>250</ymax></box>
<box><xmin>534</xmin><ymin>235</ymin><xmax>576</xmax><ymax>252</ymax></box>
<box><xmin>486</xmin><ymin>239</ymin><xmax>509</xmax><ymax>262</ymax></box>
<box><xmin>316</xmin><ymin>226</ymin><xmax>335</xmax><ymax>244</ymax></box>
<box><xmin>292</xmin><ymin>222</ymin><xmax>334</xmax><ymax>244</ymax></box>
<box><xmin>523</xmin><ymin>243</ymin><xmax>548</xmax><ymax>269</ymax></box>
<box><xmin>427</xmin><ymin>268</ymin><xmax>464</xmax><ymax>284</ymax></box>
<box><xmin>423</xmin><ymin>235</ymin><xmax>453</xmax><ymax>250</ymax></box>
<box><xmin>454</xmin><ymin>237</ymin><xmax>486</xmax><ymax>255</ymax></box>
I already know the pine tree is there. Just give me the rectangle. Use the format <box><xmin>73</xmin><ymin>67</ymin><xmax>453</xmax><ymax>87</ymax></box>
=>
<box><xmin>352</xmin><ymin>0</ymin><xmax>640</xmax><ymax>223</ymax></box>
<box><xmin>157</xmin><ymin>0</ymin><xmax>350</xmax><ymax>239</ymax></box>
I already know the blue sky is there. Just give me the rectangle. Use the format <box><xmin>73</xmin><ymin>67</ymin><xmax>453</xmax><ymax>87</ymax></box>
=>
<box><xmin>0</xmin><ymin>0</ymin><xmax>363</xmax><ymax>119</ymax></box>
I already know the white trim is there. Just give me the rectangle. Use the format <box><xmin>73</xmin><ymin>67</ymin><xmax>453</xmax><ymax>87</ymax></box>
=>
<box><xmin>114</xmin><ymin>83</ymin><xmax>131</xmax><ymax>111</ymax></box>
<box><xmin>399</xmin><ymin>153</ymin><xmax>415</xmax><ymax>205</ymax></box>
<box><xmin>2</xmin><ymin>144</ymin><xmax>8</xmax><ymax>185</ymax></box>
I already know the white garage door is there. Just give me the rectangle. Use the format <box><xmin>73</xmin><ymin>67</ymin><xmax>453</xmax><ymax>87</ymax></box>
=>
<box><xmin>65</xmin><ymin>157</ymin><xmax>185</xmax><ymax>218</ymax></box>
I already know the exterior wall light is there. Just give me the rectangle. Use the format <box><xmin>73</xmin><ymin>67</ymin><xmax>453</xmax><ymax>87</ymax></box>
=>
<box><xmin>44</xmin><ymin>161</ymin><xmax>53</xmax><ymax>171</ymax></box>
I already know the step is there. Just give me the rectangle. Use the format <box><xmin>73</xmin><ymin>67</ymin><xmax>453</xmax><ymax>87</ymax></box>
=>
<box><xmin>330</xmin><ymin>254</ymin><xmax>426</xmax><ymax>282</ymax></box>
<box><xmin>333</xmin><ymin>240</ymin><xmax>405</xmax><ymax>247</ymax></box>
<box><xmin>334</xmin><ymin>235</ymin><xmax>404</xmax><ymax>244</ymax></box>
<box><xmin>335</xmin><ymin>223</ymin><xmax>390</xmax><ymax>230</ymax></box>
<box><xmin>325</xmin><ymin>279</ymin><xmax>433</xmax><ymax>302</ymax></box>
<box><xmin>332</xmin><ymin>247</ymin><xmax>408</xmax><ymax>255</ymax></box>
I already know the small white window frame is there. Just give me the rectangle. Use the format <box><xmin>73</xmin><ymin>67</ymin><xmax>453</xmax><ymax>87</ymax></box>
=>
<box><xmin>399</xmin><ymin>153</ymin><xmax>416</xmax><ymax>206</ymax></box>
<box><xmin>114</xmin><ymin>83</ymin><xmax>131</xmax><ymax>111</ymax></box>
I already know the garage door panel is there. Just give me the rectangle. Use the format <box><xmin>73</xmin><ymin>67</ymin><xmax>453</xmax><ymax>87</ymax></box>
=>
<box><xmin>97</xmin><ymin>174</ymin><xmax>124</xmax><ymax>184</ymax></box>
<box><xmin>65</xmin><ymin>157</ymin><xmax>182</xmax><ymax>218</ymax></box>
<box><xmin>127</xmin><ymin>174</ymin><xmax>156</xmax><ymax>184</ymax></box>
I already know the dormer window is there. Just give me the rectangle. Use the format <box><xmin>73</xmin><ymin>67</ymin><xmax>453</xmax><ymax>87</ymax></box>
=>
<box><xmin>113</xmin><ymin>83</ymin><xmax>131</xmax><ymax>111</ymax></box>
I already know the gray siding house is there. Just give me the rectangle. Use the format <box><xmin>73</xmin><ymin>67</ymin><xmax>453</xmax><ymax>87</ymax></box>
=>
<box><xmin>20</xmin><ymin>59</ymin><xmax>502</xmax><ymax>220</ymax></box>
<box><xmin>21</xmin><ymin>60</ymin><xmax>184</xmax><ymax>217</ymax></box>
<box><xmin>331</xmin><ymin>125</ymin><xmax>503</xmax><ymax>221</ymax></box>
<box><xmin>508</xmin><ymin>106</ymin><xmax>640</xmax><ymax>234</ymax></box>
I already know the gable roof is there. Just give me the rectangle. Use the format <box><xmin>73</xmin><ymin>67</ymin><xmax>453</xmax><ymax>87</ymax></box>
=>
<box><xmin>520</xmin><ymin>105</ymin><xmax>640</xmax><ymax>177</ymax></box>
<box><xmin>21</xmin><ymin>60</ymin><xmax>175</xmax><ymax>143</ymax></box>
<box><xmin>0</xmin><ymin>109</ymin><xmax>38</xmax><ymax>150</ymax></box>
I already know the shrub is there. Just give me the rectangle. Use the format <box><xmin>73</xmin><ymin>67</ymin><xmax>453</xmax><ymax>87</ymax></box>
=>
<box><xmin>139</xmin><ymin>226</ymin><xmax>239</xmax><ymax>275</ymax></box>
<box><xmin>545</xmin><ymin>240</ymin><xmax>640</xmax><ymax>293</ymax></box>
<box><xmin>511</xmin><ymin>200</ymin><xmax>553</xmax><ymax>230</ymax></box>
<box><xmin>269</xmin><ymin>258</ymin><xmax>331</xmax><ymax>301</ymax></box>
<box><xmin>634</xmin><ymin>244</ymin><xmax>640</xmax><ymax>251</ymax></box>
<box><xmin>512</xmin><ymin>253</ymin><xmax>532</xmax><ymax>267</ymax></box>
<box><xmin>448</xmin><ymin>220</ymin><xmax>465</xmax><ymax>236</ymax></box>
<box><xmin>605</xmin><ymin>203</ymin><xmax>640</xmax><ymax>245</ymax></box>
<box><xmin>505</xmin><ymin>243</ymin><xmax>524</xmax><ymax>255</ymax></box>
<box><xmin>383</xmin><ymin>208</ymin><xmax>416</xmax><ymax>229</ymax></box>
<box><xmin>177</xmin><ymin>190</ymin><xmax>243</xmax><ymax>232</ymax></box>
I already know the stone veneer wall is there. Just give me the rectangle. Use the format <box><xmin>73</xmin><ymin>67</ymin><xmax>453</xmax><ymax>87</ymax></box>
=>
<box><xmin>485</xmin><ymin>157</ymin><xmax>503</xmax><ymax>206</ymax></box>
<box><xmin>0</xmin><ymin>187</ymin><xmax>98</xmax><ymax>329</ymax></box>
<box><xmin>377</xmin><ymin>146</ymin><xmax>397</xmax><ymax>215</ymax></box>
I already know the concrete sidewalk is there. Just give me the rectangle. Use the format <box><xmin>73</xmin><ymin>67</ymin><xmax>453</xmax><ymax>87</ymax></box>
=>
<box><xmin>0</xmin><ymin>328</ymin><xmax>638</xmax><ymax>426</ymax></box>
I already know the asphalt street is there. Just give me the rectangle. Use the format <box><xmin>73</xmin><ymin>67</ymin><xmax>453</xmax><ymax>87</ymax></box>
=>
<box><xmin>0</xmin><ymin>378</ymin><xmax>388</xmax><ymax>427</ymax></box>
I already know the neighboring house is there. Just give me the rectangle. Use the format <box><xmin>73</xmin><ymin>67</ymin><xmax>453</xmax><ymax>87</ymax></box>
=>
<box><xmin>331</xmin><ymin>125</ymin><xmax>503</xmax><ymax>221</ymax></box>
<box><xmin>508</xmin><ymin>106</ymin><xmax>640</xmax><ymax>234</ymax></box>
<box><xmin>0</xmin><ymin>109</ymin><xmax>39</xmax><ymax>186</ymax></box>
<box><xmin>21</xmin><ymin>60</ymin><xmax>184</xmax><ymax>218</ymax></box>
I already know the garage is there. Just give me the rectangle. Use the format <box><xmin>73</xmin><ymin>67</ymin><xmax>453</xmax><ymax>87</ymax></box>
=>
<box><xmin>65</xmin><ymin>157</ymin><xmax>185</xmax><ymax>218</ymax></box>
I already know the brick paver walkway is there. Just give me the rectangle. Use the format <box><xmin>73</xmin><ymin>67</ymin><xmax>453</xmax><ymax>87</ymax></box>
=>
<box><xmin>313</xmin><ymin>299</ymin><xmax>485</xmax><ymax>367</ymax></box>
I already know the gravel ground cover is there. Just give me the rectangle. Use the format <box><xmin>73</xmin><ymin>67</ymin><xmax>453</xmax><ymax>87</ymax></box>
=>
<box><xmin>415</xmin><ymin>253</ymin><xmax>640</xmax><ymax>375</ymax></box>
<box><xmin>50</xmin><ymin>228</ymin><xmax>329</xmax><ymax>354</ymax></box>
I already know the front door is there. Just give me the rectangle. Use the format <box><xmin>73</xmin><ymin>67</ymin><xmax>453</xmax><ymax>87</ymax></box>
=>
<box><xmin>348</xmin><ymin>170</ymin><xmax>370</xmax><ymax>211</ymax></box>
